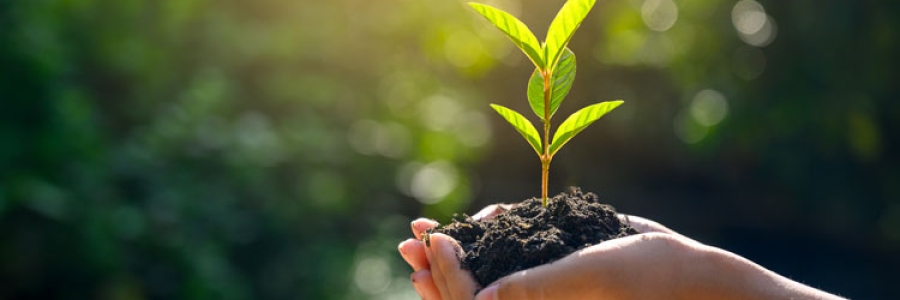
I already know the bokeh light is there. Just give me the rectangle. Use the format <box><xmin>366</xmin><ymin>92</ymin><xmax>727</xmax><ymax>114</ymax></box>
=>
<box><xmin>690</xmin><ymin>89</ymin><xmax>729</xmax><ymax>127</ymax></box>
<box><xmin>641</xmin><ymin>0</ymin><xmax>678</xmax><ymax>32</ymax></box>
<box><xmin>674</xmin><ymin>110</ymin><xmax>709</xmax><ymax>144</ymax></box>
<box><xmin>675</xmin><ymin>89</ymin><xmax>728</xmax><ymax>144</ymax></box>
<box><xmin>353</xmin><ymin>255</ymin><xmax>392</xmax><ymax>294</ymax></box>
<box><xmin>409</xmin><ymin>161</ymin><xmax>460</xmax><ymax>204</ymax></box>
<box><xmin>732</xmin><ymin>0</ymin><xmax>767</xmax><ymax>35</ymax></box>
<box><xmin>732</xmin><ymin>0</ymin><xmax>777</xmax><ymax>47</ymax></box>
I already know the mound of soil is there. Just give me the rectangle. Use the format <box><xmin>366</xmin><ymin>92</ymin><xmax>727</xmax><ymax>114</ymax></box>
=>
<box><xmin>431</xmin><ymin>187</ymin><xmax>639</xmax><ymax>287</ymax></box>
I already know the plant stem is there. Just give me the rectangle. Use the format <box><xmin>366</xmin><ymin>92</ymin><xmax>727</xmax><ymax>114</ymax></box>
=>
<box><xmin>540</xmin><ymin>69</ymin><xmax>552</xmax><ymax>207</ymax></box>
<box><xmin>541</xmin><ymin>158</ymin><xmax>549</xmax><ymax>206</ymax></box>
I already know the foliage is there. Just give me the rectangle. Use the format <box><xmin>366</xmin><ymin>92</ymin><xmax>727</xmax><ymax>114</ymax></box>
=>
<box><xmin>0</xmin><ymin>0</ymin><xmax>487</xmax><ymax>299</ymax></box>
<box><xmin>471</xmin><ymin>0</ymin><xmax>620</xmax><ymax>205</ymax></box>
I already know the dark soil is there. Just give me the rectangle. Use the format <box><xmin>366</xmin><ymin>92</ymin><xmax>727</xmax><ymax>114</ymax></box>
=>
<box><xmin>430</xmin><ymin>187</ymin><xmax>639</xmax><ymax>287</ymax></box>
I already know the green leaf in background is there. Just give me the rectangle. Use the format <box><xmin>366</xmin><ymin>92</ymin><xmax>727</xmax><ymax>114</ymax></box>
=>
<box><xmin>490</xmin><ymin>104</ymin><xmax>543</xmax><ymax>155</ymax></box>
<box><xmin>527</xmin><ymin>48</ymin><xmax>576</xmax><ymax>120</ymax></box>
<box><xmin>469</xmin><ymin>2</ymin><xmax>545</xmax><ymax>69</ymax></box>
<box><xmin>549</xmin><ymin>100</ymin><xmax>622</xmax><ymax>156</ymax></box>
<box><xmin>544</xmin><ymin>0</ymin><xmax>595</xmax><ymax>72</ymax></box>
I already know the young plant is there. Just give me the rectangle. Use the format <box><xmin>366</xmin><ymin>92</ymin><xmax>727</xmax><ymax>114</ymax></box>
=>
<box><xmin>469</xmin><ymin>0</ymin><xmax>623</xmax><ymax>206</ymax></box>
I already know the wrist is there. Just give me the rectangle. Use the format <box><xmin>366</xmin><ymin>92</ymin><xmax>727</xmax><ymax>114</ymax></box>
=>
<box><xmin>685</xmin><ymin>245</ymin><xmax>844</xmax><ymax>300</ymax></box>
<box><xmin>680</xmin><ymin>245</ymin><xmax>779</xmax><ymax>300</ymax></box>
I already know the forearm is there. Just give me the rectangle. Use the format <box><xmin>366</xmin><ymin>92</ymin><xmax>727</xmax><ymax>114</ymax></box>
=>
<box><xmin>687</xmin><ymin>245</ymin><xmax>845</xmax><ymax>300</ymax></box>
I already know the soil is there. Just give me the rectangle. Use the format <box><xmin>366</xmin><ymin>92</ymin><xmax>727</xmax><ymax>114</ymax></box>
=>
<box><xmin>430</xmin><ymin>187</ymin><xmax>640</xmax><ymax>287</ymax></box>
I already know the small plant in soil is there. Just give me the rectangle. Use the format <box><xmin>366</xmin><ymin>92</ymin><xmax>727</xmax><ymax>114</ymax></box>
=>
<box><xmin>426</xmin><ymin>0</ymin><xmax>640</xmax><ymax>288</ymax></box>
<box><xmin>472</xmin><ymin>0</ymin><xmax>623</xmax><ymax>205</ymax></box>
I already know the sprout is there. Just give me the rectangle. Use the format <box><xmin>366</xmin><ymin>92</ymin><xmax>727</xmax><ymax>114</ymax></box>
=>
<box><xmin>469</xmin><ymin>0</ymin><xmax>623</xmax><ymax>206</ymax></box>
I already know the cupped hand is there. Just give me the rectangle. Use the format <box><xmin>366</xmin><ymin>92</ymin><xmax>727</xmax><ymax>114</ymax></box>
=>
<box><xmin>398</xmin><ymin>204</ymin><xmax>683</xmax><ymax>300</ymax></box>
<box><xmin>399</xmin><ymin>205</ymin><xmax>845</xmax><ymax>300</ymax></box>
<box><xmin>398</xmin><ymin>204</ymin><xmax>508</xmax><ymax>299</ymax></box>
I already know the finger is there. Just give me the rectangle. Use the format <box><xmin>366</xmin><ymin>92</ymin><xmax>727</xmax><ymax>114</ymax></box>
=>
<box><xmin>424</xmin><ymin>236</ymin><xmax>451</xmax><ymax>300</ymax></box>
<box><xmin>430</xmin><ymin>233</ymin><xmax>479</xmax><ymax>299</ymax></box>
<box><xmin>411</xmin><ymin>269</ymin><xmax>442</xmax><ymax>300</ymax></box>
<box><xmin>472</xmin><ymin>204</ymin><xmax>514</xmax><ymax>220</ymax></box>
<box><xmin>618</xmin><ymin>214</ymin><xmax>678</xmax><ymax>235</ymax></box>
<box><xmin>399</xmin><ymin>238</ymin><xmax>429</xmax><ymax>271</ymax></box>
<box><xmin>412</xmin><ymin>218</ymin><xmax>440</xmax><ymax>238</ymax></box>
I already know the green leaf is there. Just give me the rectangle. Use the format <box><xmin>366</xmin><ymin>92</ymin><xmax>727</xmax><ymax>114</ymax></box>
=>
<box><xmin>549</xmin><ymin>100</ymin><xmax>622</xmax><ymax>156</ymax></box>
<box><xmin>544</xmin><ymin>0</ymin><xmax>596</xmax><ymax>71</ymax></box>
<box><xmin>527</xmin><ymin>48</ymin><xmax>576</xmax><ymax>120</ymax></box>
<box><xmin>526</xmin><ymin>68</ymin><xmax>544</xmax><ymax>119</ymax></box>
<box><xmin>469</xmin><ymin>2</ymin><xmax>544</xmax><ymax>69</ymax></box>
<box><xmin>490</xmin><ymin>104</ymin><xmax>543</xmax><ymax>155</ymax></box>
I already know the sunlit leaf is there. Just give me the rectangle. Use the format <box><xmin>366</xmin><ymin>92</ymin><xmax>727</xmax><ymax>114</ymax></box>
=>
<box><xmin>549</xmin><ymin>100</ymin><xmax>622</xmax><ymax>156</ymax></box>
<box><xmin>526</xmin><ymin>68</ymin><xmax>544</xmax><ymax>119</ymax></box>
<box><xmin>469</xmin><ymin>2</ymin><xmax>544</xmax><ymax>69</ymax></box>
<box><xmin>544</xmin><ymin>0</ymin><xmax>595</xmax><ymax>71</ymax></box>
<box><xmin>490</xmin><ymin>104</ymin><xmax>543</xmax><ymax>155</ymax></box>
<box><xmin>527</xmin><ymin>48</ymin><xmax>576</xmax><ymax>120</ymax></box>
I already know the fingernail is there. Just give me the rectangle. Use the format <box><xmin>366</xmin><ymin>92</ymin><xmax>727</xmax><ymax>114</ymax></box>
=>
<box><xmin>412</xmin><ymin>222</ymin><xmax>423</xmax><ymax>233</ymax></box>
<box><xmin>475</xmin><ymin>284</ymin><xmax>498</xmax><ymax>300</ymax></box>
<box><xmin>412</xmin><ymin>219</ymin><xmax>436</xmax><ymax>232</ymax></box>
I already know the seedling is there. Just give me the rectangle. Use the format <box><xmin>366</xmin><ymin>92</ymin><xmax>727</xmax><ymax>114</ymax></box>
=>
<box><xmin>469</xmin><ymin>0</ymin><xmax>623</xmax><ymax>206</ymax></box>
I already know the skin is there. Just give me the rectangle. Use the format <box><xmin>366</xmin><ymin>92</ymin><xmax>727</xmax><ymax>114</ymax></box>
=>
<box><xmin>398</xmin><ymin>205</ymin><xmax>846</xmax><ymax>300</ymax></box>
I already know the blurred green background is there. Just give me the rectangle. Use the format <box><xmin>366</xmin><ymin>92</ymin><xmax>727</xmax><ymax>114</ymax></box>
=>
<box><xmin>1</xmin><ymin>0</ymin><xmax>898</xmax><ymax>299</ymax></box>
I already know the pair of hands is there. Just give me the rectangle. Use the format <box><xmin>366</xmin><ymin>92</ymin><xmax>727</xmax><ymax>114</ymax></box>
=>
<box><xmin>398</xmin><ymin>205</ymin><xmax>844</xmax><ymax>300</ymax></box>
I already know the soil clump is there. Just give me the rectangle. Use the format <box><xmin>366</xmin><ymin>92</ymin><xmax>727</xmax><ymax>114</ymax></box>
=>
<box><xmin>432</xmin><ymin>187</ymin><xmax>639</xmax><ymax>287</ymax></box>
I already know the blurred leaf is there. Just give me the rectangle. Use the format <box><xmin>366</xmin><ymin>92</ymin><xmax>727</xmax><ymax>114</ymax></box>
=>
<box><xmin>549</xmin><ymin>100</ymin><xmax>621</xmax><ymax>156</ymax></box>
<box><xmin>468</xmin><ymin>2</ymin><xmax>544</xmax><ymax>69</ymax></box>
<box><xmin>544</xmin><ymin>0</ymin><xmax>595</xmax><ymax>71</ymax></box>
<box><xmin>527</xmin><ymin>48</ymin><xmax>576</xmax><ymax>120</ymax></box>
<box><xmin>489</xmin><ymin>104</ymin><xmax>542</xmax><ymax>155</ymax></box>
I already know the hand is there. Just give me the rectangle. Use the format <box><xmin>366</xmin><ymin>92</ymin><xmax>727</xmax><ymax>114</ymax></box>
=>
<box><xmin>398</xmin><ymin>204</ymin><xmax>508</xmax><ymax>299</ymax></box>
<box><xmin>397</xmin><ymin>205</ymin><xmax>680</xmax><ymax>300</ymax></box>
<box><xmin>399</xmin><ymin>205</ymin><xmax>845</xmax><ymax>300</ymax></box>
